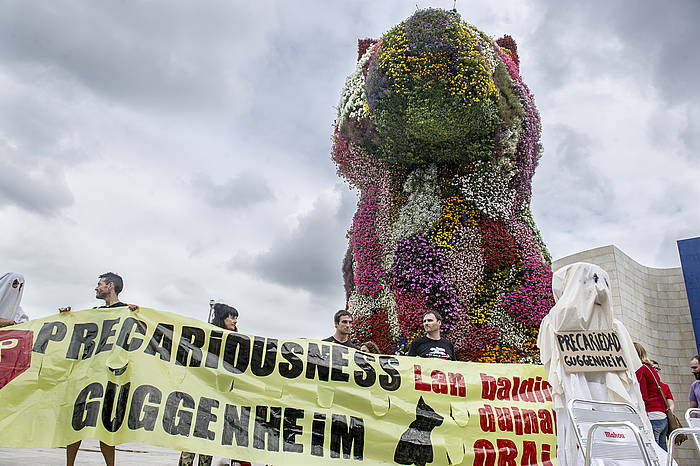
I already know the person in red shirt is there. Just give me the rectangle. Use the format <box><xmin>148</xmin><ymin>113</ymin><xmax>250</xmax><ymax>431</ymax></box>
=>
<box><xmin>634</xmin><ymin>342</ymin><xmax>675</xmax><ymax>451</ymax></box>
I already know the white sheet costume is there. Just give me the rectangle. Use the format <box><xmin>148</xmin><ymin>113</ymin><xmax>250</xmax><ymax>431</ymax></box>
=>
<box><xmin>0</xmin><ymin>272</ymin><xmax>29</xmax><ymax>324</ymax></box>
<box><xmin>538</xmin><ymin>262</ymin><xmax>665</xmax><ymax>465</ymax></box>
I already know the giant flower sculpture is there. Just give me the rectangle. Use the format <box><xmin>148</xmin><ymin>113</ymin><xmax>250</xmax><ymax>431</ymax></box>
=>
<box><xmin>333</xmin><ymin>9</ymin><xmax>553</xmax><ymax>363</ymax></box>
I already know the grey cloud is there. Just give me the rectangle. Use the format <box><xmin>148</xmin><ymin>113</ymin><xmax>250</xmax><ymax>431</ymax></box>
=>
<box><xmin>656</xmin><ymin>228</ymin><xmax>698</xmax><ymax>268</ymax></box>
<box><xmin>0</xmin><ymin>150</ymin><xmax>73</xmax><ymax>215</ymax></box>
<box><xmin>530</xmin><ymin>1</ymin><xmax>699</xmax><ymax>102</ymax></box>
<box><xmin>193</xmin><ymin>173</ymin><xmax>274</xmax><ymax>210</ymax></box>
<box><xmin>679</xmin><ymin>106</ymin><xmax>700</xmax><ymax>156</ymax></box>
<box><xmin>533</xmin><ymin>125</ymin><xmax>617</xmax><ymax>229</ymax></box>
<box><xmin>232</xmin><ymin>185</ymin><xmax>356</xmax><ymax>296</ymax></box>
<box><xmin>0</xmin><ymin>1</ymin><xmax>274</xmax><ymax>113</ymax></box>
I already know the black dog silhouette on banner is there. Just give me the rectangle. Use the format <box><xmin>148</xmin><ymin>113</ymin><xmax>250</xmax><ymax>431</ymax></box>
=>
<box><xmin>394</xmin><ymin>397</ymin><xmax>444</xmax><ymax>465</ymax></box>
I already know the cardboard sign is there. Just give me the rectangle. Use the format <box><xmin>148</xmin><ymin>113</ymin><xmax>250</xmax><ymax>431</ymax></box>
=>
<box><xmin>555</xmin><ymin>330</ymin><xmax>628</xmax><ymax>373</ymax></box>
<box><xmin>0</xmin><ymin>308</ymin><xmax>556</xmax><ymax>465</ymax></box>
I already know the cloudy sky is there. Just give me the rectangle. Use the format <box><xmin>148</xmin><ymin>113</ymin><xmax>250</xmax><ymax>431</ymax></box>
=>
<box><xmin>1</xmin><ymin>0</ymin><xmax>698</xmax><ymax>338</ymax></box>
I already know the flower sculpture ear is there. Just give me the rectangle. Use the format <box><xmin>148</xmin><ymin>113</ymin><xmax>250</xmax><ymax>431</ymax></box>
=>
<box><xmin>333</xmin><ymin>9</ymin><xmax>554</xmax><ymax>362</ymax></box>
<box><xmin>496</xmin><ymin>35</ymin><xmax>519</xmax><ymax>66</ymax></box>
<box><xmin>357</xmin><ymin>38</ymin><xmax>377</xmax><ymax>61</ymax></box>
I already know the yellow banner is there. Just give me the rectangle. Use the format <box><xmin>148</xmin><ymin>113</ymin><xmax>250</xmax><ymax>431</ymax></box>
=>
<box><xmin>0</xmin><ymin>307</ymin><xmax>556</xmax><ymax>465</ymax></box>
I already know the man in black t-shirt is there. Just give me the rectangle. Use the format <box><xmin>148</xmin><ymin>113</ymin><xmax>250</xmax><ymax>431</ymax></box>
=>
<box><xmin>322</xmin><ymin>309</ymin><xmax>359</xmax><ymax>349</ymax></box>
<box><xmin>58</xmin><ymin>272</ymin><xmax>133</xmax><ymax>466</ymax></box>
<box><xmin>407</xmin><ymin>310</ymin><xmax>456</xmax><ymax>360</ymax></box>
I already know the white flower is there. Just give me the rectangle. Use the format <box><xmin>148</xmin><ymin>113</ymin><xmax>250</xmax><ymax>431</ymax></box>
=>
<box><xmin>337</xmin><ymin>47</ymin><xmax>373</xmax><ymax>127</ymax></box>
<box><xmin>460</xmin><ymin>161</ymin><xmax>516</xmax><ymax>219</ymax></box>
<box><xmin>392</xmin><ymin>165</ymin><xmax>441</xmax><ymax>241</ymax></box>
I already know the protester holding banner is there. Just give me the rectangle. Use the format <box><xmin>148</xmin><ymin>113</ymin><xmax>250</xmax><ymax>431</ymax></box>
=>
<box><xmin>322</xmin><ymin>309</ymin><xmax>359</xmax><ymax>349</ymax></box>
<box><xmin>179</xmin><ymin>302</ymin><xmax>251</xmax><ymax>466</ymax></box>
<box><xmin>407</xmin><ymin>311</ymin><xmax>456</xmax><ymax>360</ymax></box>
<box><xmin>211</xmin><ymin>302</ymin><xmax>239</xmax><ymax>332</ymax></box>
<box><xmin>60</xmin><ymin>272</ymin><xmax>133</xmax><ymax>466</ymax></box>
<box><xmin>0</xmin><ymin>272</ymin><xmax>29</xmax><ymax>327</ymax></box>
<box><xmin>634</xmin><ymin>342</ymin><xmax>675</xmax><ymax>451</ymax></box>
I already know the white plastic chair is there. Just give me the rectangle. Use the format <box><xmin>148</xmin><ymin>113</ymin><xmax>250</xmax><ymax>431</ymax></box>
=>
<box><xmin>567</xmin><ymin>399</ymin><xmax>661</xmax><ymax>465</ymax></box>
<box><xmin>684</xmin><ymin>408</ymin><xmax>700</xmax><ymax>455</ymax></box>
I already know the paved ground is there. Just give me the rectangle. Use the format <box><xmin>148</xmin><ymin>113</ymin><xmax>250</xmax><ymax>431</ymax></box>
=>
<box><xmin>0</xmin><ymin>439</ymin><xmax>241</xmax><ymax>465</ymax></box>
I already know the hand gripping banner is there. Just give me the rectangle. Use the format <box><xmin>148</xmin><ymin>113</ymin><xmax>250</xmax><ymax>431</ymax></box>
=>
<box><xmin>0</xmin><ymin>307</ymin><xmax>557</xmax><ymax>465</ymax></box>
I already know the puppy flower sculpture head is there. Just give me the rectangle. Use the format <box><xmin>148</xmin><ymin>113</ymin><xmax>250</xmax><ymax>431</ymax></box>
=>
<box><xmin>333</xmin><ymin>9</ymin><xmax>553</xmax><ymax>363</ymax></box>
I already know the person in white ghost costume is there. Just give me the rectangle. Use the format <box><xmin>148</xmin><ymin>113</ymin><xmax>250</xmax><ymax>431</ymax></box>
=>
<box><xmin>538</xmin><ymin>262</ymin><xmax>671</xmax><ymax>465</ymax></box>
<box><xmin>0</xmin><ymin>272</ymin><xmax>29</xmax><ymax>327</ymax></box>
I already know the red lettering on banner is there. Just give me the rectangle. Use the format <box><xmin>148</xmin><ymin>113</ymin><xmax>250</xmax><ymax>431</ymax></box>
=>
<box><xmin>415</xmin><ymin>365</ymin><xmax>466</xmax><ymax>397</ymax></box>
<box><xmin>0</xmin><ymin>330</ymin><xmax>33</xmax><ymax>389</ymax></box>
<box><xmin>518</xmin><ymin>377</ymin><xmax>534</xmax><ymax>402</ymax></box>
<box><xmin>448</xmin><ymin>371</ymin><xmax>466</xmax><ymax>397</ymax></box>
<box><xmin>511</xmin><ymin>407</ymin><xmax>522</xmax><ymax>435</ymax></box>
<box><xmin>541</xmin><ymin>380</ymin><xmax>553</xmax><ymax>401</ymax></box>
<box><xmin>479</xmin><ymin>404</ymin><xmax>496</xmax><ymax>432</ymax></box>
<box><xmin>538</xmin><ymin>409</ymin><xmax>554</xmax><ymax>434</ymax></box>
<box><xmin>604</xmin><ymin>431</ymin><xmax>625</xmax><ymax>438</ymax></box>
<box><xmin>431</xmin><ymin>370</ymin><xmax>448</xmax><ymax>394</ymax></box>
<box><xmin>473</xmin><ymin>438</ymin><xmax>496</xmax><ymax>466</ymax></box>
<box><xmin>473</xmin><ymin>438</ymin><xmax>555</xmax><ymax>466</ymax></box>
<box><xmin>495</xmin><ymin>407</ymin><xmax>513</xmax><ymax>432</ymax></box>
<box><xmin>413</xmin><ymin>365</ymin><xmax>430</xmax><ymax>392</ymax></box>
<box><xmin>479</xmin><ymin>404</ymin><xmax>556</xmax><ymax>437</ymax></box>
<box><xmin>521</xmin><ymin>440</ymin><xmax>538</xmax><ymax>465</ymax></box>
<box><xmin>496</xmin><ymin>377</ymin><xmax>511</xmax><ymax>400</ymax></box>
<box><xmin>481</xmin><ymin>373</ymin><xmax>497</xmax><ymax>400</ymax></box>
<box><xmin>482</xmin><ymin>373</ymin><xmax>552</xmax><ymax>402</ymax></box>
<box><xmin>496</xmin><ymin>438</ymin><xmax>517</xmax><ymax>465</ymax></box>
<box><xmin>542</xmin><ymin>442</ymin><xmax>554</xmax><ymax>466</ymax></box>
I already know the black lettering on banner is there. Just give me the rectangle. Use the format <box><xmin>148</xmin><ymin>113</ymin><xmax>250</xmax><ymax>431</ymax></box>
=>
<box><xmin>330</xmin><ymin>414</ymin><xmax>364</xmax><ymax>460</ymax></box>
<box><xmin>353</xmin><ymin>352</ymin><xmax>376</xmax><ymax>388</ymax></box>
<box><xmin>66</xmin><ymin>323</ymin><xmax>99</xmax><ymax>360</ymax></box>
<box><xmin>222</xmin><ymin>405</ymin><xmax>251</xmax><ymax>447</ymax></box>
<box><xmin>205</xmin><ymin>330</ymin><xmax>224</xmax><ymax>369</ymax></box>
<box><xmin>556</xmin><ymin>334</ymin><xmax>571</xmax><ymax>352</ymax></box>
<box><xmin>33</xmin><ymin>321</ymin><xmax>67</xmax><ymax>353</ymax></box>
<box><xmin>194</xmin><ymin>397</ymin><xmax>219</xmax><ymax>440</ymax></box>
<box><xmin>95</xmin><ymin>318</ymin><xmax>120</xmax><ymax>354</ymax></box>
<box><xmin>611</xmin><ymin>332</ymin><xmax>621</xmax><ymax>351</ymax></box>
<box><xmin>306</xmin><ymin>343</ymin><xmax>330</xmax><ymax>382</ymax></box>
<box><xmin>278</xmin><ymin>342</ymin><xmax>304</xmax><ymax>379</ymax></box>
<box><xmin>72</xmin><ymin>382</ymin><xmax>104</xmax><ymax>430</ymax></box>
<box><xmin>176</xmin><ymin>326</ymin><xmax>206</xmax><ymax>367</ymax></box>
<box><xmin>378</xmin><ymin>355</ymin><xmax>401</xmax><ymax>391</ymax></box>
<box><xmin>251</xmin><ymin>337</ymin><xmax>278</xmax><ymax>377</ymax></box>
<box><xmin>223</xmin><ymin>333</ymin><xmax>250</xmax><ymax>375</ymax></box>
<box><xmin>128</xmin><ymin>385</ymin><xmax>162</xmax><ymax>431</ymax></box>
<box><xmin>253</xmin><ymin>406</ymin><xmax>281</xmax><ymax>451</ymax></box>
<box><xmin>116</xmin><ymin>317</ymin><xmax>147</xmax><ymax>351</ymax></box>
<box><xmin>331</xmin><ymin>346</ymin><xmax>350</xmax><ymax>383</ymax></box>
<box><xmin>311</xmin><ymin>413</ymin><xmax>326</xmax><ymax>457</ymax></box>
<box><xmin>102</xmin><ymin>381</ymin><xmax>130</xmax><ymax>432</ymax></box>
<box><xmin>144</xmin><ymin>323</ymin><xmax>174</xmax><ymax>362</ymax></box>
<box><xmin>162</xmin><ymin>391</ymin><xmax>195</xmax><ymax>436</ymax></box>
<box><xmin>282</xmin><ymin>408</ymin><xmax>305</xmax><ymax>453</ymax></box>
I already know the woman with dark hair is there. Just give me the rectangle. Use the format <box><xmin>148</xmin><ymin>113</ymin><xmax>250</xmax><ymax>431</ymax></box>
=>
<box><xmin>211</xmin><ymin>302</ymin><xmax>239</xmax><ymax>331</ymax></box>
<box><xmin>179</xmin><ymin>302</ymin><xmax>244</xmax><ymax>466</ymax></box>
